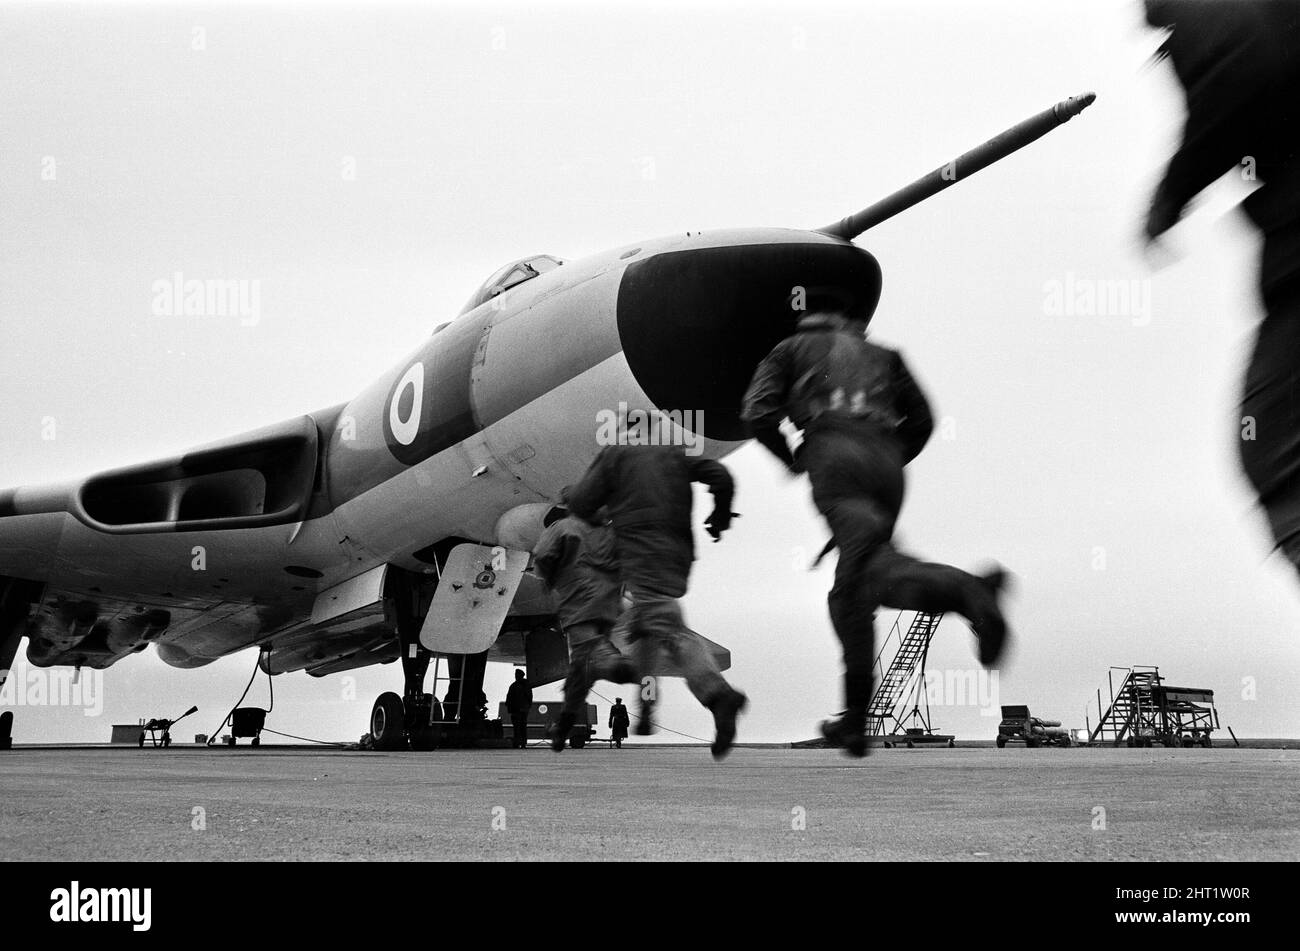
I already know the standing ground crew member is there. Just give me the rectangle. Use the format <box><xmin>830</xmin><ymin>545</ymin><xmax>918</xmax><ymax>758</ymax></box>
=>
<box><xmin>505</xmin><ymin>669</ymin><xmax>532</xmax><ymax>749</ymax></box>
<box><xmin>741</xmin><ymin>298</ymin><xmax>1010</xmax><ymax>757</ymax></box>
<box><xmin>1143</xmin><ymin>1</ymin><xmax>1300</xmax><ymax>582</ymax></box>
<box><xmin>609</xmin><ymin>698</ymin><xmax>630</xmax><ymax>748</ymax></box>
<box><xmin>565</xmin><ymin>435</ymin><xmax>748</xmax><ymax>760</ymax></box>
<box><xmin>532</xmin><ymin>506</ymin><xmax>638</xmax><ymax>752</ymax></box>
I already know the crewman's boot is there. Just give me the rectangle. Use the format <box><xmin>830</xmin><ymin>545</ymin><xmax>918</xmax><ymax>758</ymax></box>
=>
<box><xmin>608</xmin><ymin>659</ymin><xmax>639</xmax><ymax>684</ymax></box>
<box><xmin>550</xmin><ymin>711</ymin><xmax>575</xmax><ymax>753</ymax></box>
<box><xmin>971</xmin><ymin>565</ymin><xmax>1012</xmax><ymax>667</ymax></box>
<box><xmin>708</xmin><ymin>688</ymin><xmax>748</xmax><ymax>760</ymax></box>
<box><xmin>820</xmin><ymin>707</ymin><xmax>868</xmax><ymax>758</ymax></box>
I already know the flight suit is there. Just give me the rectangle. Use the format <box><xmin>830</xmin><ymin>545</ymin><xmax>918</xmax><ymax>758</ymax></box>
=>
<box><xmin>1144</xmin><ymin>1</ymin><xmax>1300</xmax><ymax>574</ymax></box>
<box><xmin>565</xmin><ymin>444</ymin><xmax>737</xmax><ymax>707</ymax></box>
<box><xmin>532</xmin><ymin>514</ymin><xmax>636</xmax><ymax>719</ymax></box>
<box><xmin>742</xmin><ymin>314</ymin><xmax>1004</xmax><ymax>728</ymax></box>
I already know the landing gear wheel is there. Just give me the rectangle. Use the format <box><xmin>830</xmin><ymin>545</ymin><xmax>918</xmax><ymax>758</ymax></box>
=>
<box><xmin>371</xmin><ymin>692</ymin><xmax>408</xmax><ymax>751</ymax></box>
<box><xmin>947</xmin><ymin>739</ymin><xmax>956</xmax><ymax>748</ymax></box>
<box><xmin>569</xmin><ymin>736</ymin><xmax>586</xmax><ymax>749</ymax></box>
<box><xmin>995</xmin><ymin>736</ymin><xmax>1007</xmax><ymax>748</ymax></box>
<box><xmin>251</xmin><ymin>737</ymin><xmax>260</xmax><ymax>747</ymax></box>
<box><xmin>1199</xmin><ymin>734</ymin><xmax>1212</xmax><ymax>748</ymax></box>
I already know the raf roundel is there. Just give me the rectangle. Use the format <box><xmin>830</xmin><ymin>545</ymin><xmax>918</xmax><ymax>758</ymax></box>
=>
<box><xmin>388</xmin><ymin>362</ymin><xmax>425</xmax><ymax>447</ymax></box>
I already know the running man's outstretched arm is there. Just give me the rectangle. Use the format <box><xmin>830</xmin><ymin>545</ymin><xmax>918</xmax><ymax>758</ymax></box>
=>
<box><xmin>1144</xmin><ymin>2</ymin><xmax>1275</xmax><ymax>239</ymax></box>
<box><xmin>688</xmin><ymin>457</ymin><xmax>736</xmax><ymax>541</ymax></box>
<box><xmin>564</xmin><ymin>449</ymin><xmax>614</xmax><ymax>521</ymax></box>
<box><xmin>532</xmin><ymin>522</ymin><xmax>574</xmax><ymax>589</ymax></box>
<box><xmin>740</xmin><ymin>344</ymin><xmax>799</xmax><ymax>471</ymax></box>
<box><xmin>892</xmin><ymin>352</ymin><xmax>934</xmax><ymax>465</ymax></box>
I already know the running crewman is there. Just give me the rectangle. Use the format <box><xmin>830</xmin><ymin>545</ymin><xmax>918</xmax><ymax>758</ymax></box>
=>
<box><xmin>565</xmin><ymin>435</ymin><xmax>748</xmax><ymax>759</ymax></box>
<box><xmin>742</xmin><ymin>298</ymin><xmax>1010</xmax><ymax>757</ymax></box>
<box><xmin>532</xmin><ymin>505</ymin><xmax>638</xmax><ymax>752</ymax></box>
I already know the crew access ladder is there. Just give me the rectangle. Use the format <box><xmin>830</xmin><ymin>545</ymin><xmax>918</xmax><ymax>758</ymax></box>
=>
<box><xmin>864</xmin><ymin>611</ymin><xmax>943</xmax><ymax>737</ymax></box>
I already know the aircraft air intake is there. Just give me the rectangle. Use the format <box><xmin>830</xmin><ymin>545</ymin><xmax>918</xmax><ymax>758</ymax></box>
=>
<box><xmin>617</xmin><ymin>237</ymin><xmax>883</xmax><ymax>443</ymax></box>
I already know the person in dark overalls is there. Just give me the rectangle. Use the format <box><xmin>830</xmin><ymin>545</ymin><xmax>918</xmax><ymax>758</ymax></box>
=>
<box><xmin>566</xmin><ymin>438</ymin><xmax>748</xmax><ymax>759</ymax></box>
<box><xmin>742</xmin><ymin>300</ymin><xmax>1010</xmax><ymax>757</ymax></box>
<box><xmin>609</xmin><ymin>698</ymin><xmax>631</xmax><ymax>748</ymax></box>
<box><xmin>532</xmin><ymin>505</ymin><xmax>637</xmax><ymax>752</ymax></box>
<box><xmin>504</xmin><ymin>669</ymin><xmax>532</xmax><ymax>749</ymax></box>
<box><xmin>1143</xmin><ymin>1</ymin><xmax>1300</xmax><ymax>577</ymax></box>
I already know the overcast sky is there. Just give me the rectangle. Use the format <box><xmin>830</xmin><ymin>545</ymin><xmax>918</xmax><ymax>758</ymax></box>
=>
<box><xmin>3</xmin><ymin>0</ymin><xmax>1298</xmax><ymax>745</ymax></box>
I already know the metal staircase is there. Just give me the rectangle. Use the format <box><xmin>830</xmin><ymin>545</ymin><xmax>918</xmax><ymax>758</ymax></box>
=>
<box><xmin>865</xmin><ymin>611</ymin><xmax>944</xmax><ymax>737</ymax></box>
<box><xmin>1087</xmin><ymin>666</ymin><xmax>1161</xmax><ymax>746</ymax></box>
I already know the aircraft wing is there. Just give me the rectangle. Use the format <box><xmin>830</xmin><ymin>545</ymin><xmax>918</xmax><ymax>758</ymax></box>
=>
<box><xmin>611</xmin><ymin>624</ymin><xmax>732</xmax><ymax>676</ymax></box>
<box><xmin>482</xmin><ymin>620</ymin><xmax>731</xmax><ymax>689</ymax></box>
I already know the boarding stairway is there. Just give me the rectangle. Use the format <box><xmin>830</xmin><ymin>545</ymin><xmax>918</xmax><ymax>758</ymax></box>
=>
<box><xmin>864</xmin><ymin>611</ymin><xmax>943</xmax><ymax>737</ymax></box>
<box><xmin>1087</xmin><ymin>666</ymin><xmax>1161</xmax><ymax>746</ymax></box>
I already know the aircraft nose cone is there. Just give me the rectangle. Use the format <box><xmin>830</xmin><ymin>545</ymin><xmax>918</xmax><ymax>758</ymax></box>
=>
<box><xmin>616</xmin><ymin>238</ymin><xmax>882</xmax><ymax>442</ymax></box>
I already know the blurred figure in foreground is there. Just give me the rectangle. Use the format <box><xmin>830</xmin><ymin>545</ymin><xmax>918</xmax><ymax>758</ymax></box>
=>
<box><xmin>1144</xmin><ymin>0</ymin><xmax>1300</xmax><ymax>574</ymax></box>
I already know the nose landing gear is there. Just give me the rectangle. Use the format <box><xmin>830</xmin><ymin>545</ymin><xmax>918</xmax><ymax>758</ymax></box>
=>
<box><xmin>367</xmin><ymin>611</ymin><xmax>490</xmax><ymax>751</ymax></box>
<box><xmin>369</xmin><ymin>688</ymin><xmax>445</xmax><ymax>751</ymax></box>
<box><xmin>367</xmin><ymin>653</ymin><xmax>488</xmax><ymax>751</ymax></box>
<box><xmin>366</xmin><ymin>565</ymin><xmax>498</xmax><ymax>751</ymax></box>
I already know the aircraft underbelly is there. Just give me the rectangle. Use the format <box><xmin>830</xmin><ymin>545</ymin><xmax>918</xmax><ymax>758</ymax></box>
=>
<box><xmin>9</xmin><ymin>511</ymin><xmax>361</xmax><ymax>669</ymax></box>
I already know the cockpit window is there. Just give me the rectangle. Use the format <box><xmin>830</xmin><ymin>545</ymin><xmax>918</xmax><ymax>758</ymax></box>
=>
<box><xmin>528</xmin><ymin>256</ymin><xmax>562</xmax><ymax>275</ymax></box>
<box><xmin>459</xmin><ymin>254</ymin><xmax>565</xmax><ymax>315</ymax></box>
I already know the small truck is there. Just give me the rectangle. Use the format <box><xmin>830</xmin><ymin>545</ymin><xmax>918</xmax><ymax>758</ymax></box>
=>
<box><xmin>995</xmin><ymin>705</ymin><xmax>1072</xmax><ymax>748</ymax></box>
